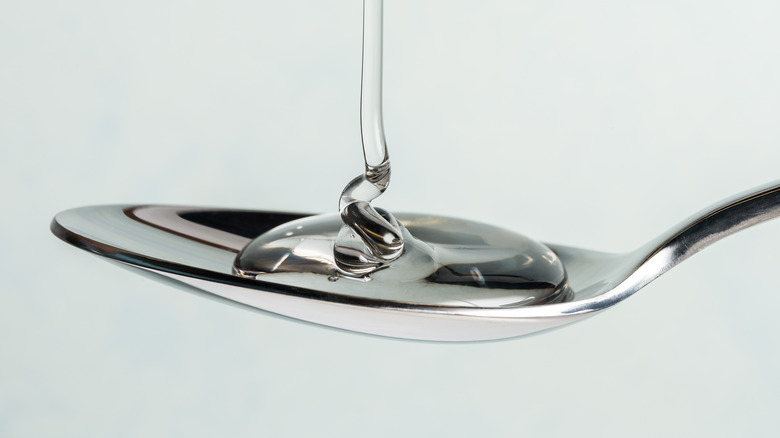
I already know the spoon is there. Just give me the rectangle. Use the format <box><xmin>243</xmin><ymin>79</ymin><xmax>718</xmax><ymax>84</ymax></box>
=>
<box><xmin>51</xmin><ymin>179</ymin><xmax>780</xmax><ymax>342</ymax></box>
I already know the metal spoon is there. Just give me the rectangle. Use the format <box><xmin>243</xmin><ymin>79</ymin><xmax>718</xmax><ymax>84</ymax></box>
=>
<box><xmin>50</xmin><ymin>179</ymin><xmax>780</xmax><ymax>342</ymax></box>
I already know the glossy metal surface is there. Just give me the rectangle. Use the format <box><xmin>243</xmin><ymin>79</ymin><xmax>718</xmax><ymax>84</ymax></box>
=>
<box><xmin>51</xmin><ymin>180</ymin><xmax>780</xmax><ymax>342</ymax></box>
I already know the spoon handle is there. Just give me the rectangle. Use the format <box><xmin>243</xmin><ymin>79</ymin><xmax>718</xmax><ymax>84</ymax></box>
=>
<box><xmin>635</xmin><ymin>179</ymin><xmax>780</xmax><ymax>272</ymax></box>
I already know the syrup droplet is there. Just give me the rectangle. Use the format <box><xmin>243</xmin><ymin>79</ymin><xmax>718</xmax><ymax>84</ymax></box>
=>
<box><xmin>234</xmin><ymin>213</ymin><xmax>571</xmax><ymax>307</ymax></box>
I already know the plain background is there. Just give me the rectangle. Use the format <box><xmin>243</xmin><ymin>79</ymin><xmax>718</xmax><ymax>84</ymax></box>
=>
<box><xmin>2</xmin><ymin>0</ymin><xmax>779</xmax><ymax>436</ymax></box>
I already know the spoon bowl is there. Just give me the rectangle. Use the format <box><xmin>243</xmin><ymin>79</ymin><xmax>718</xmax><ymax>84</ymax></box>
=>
<box><xmin>51</xmin><ymin>180</ymin><xmax>780</xmax><ymax>341</ymax></box>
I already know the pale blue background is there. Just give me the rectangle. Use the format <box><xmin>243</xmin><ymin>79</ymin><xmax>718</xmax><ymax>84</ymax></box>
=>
<box><xmin>2</xmin><ymin>0</ymin><xmax>779</xmax><ymax>436</ymax></box>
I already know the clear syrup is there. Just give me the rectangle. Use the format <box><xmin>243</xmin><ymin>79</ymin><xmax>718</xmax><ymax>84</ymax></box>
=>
<box><xmin>333</xmin><ymin>0</ymin><xmax>403</xmax><ymax>277</ymax></box>
<box><xmin>233</xmin><ymin>0</ymin><xmax>571</xmax><ymax>307</ymax></box>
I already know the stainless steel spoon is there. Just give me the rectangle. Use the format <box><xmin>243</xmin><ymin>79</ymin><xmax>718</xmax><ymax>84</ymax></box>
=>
<box><xmin>50</xmin><ymin>179</ymin><xmax>780</xmax><ymax>342</ymax></box>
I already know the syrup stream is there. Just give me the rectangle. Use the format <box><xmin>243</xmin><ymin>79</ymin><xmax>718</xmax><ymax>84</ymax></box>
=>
<box><xmin>333</xmin><ymin>0</ymin><xmax>404</xmax><ymax>277</ymax></box>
